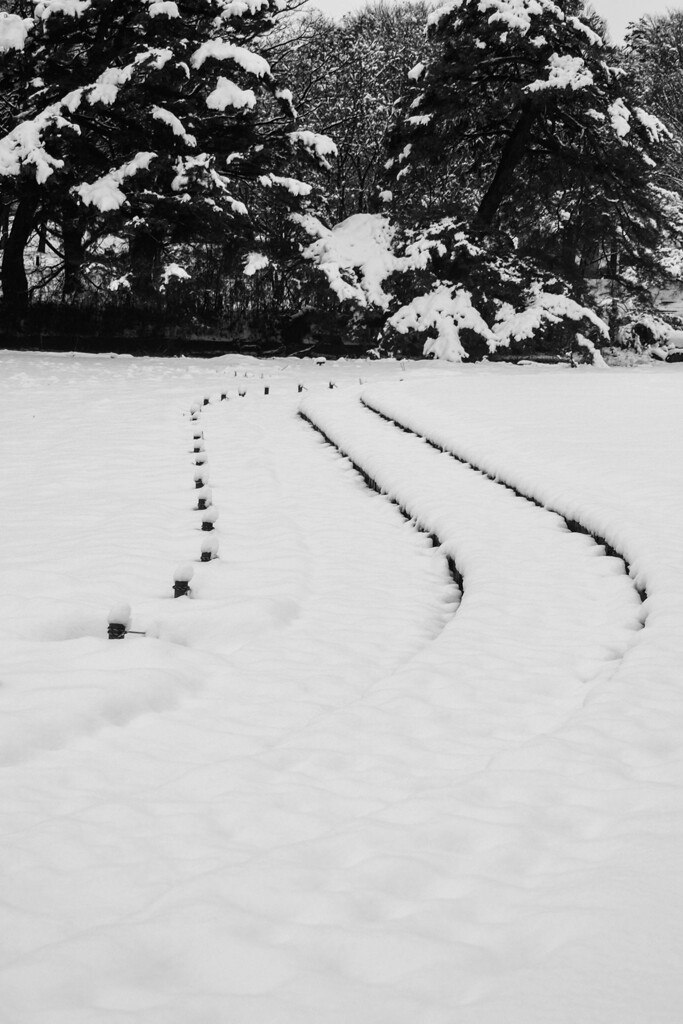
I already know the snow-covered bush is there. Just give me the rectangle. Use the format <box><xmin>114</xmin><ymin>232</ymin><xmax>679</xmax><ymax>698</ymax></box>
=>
<box><xmin>300</xmin><ymin>212</ymin><xmax>608</xmax><ymax>361</ymax></box>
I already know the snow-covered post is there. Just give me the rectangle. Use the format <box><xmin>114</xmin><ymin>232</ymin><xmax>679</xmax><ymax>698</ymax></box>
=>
<box><xmin>200</xmin><ymin>535</ymin><xmax>218</xmax><ymax>562</ymax></box>
<box><xmin>194</xmin><ymin>467</ymin><xmax>208</xmax><ymax>489</ymax></box>
<box><xmin>193</xmin><ymin>437</ymin><xmax>204</xmax><ymax>454</ymax></box>
<box><xmin>173</xmin><ymin>564</ymin><xmax>194</xmax><ymax>598</ymax></box>
<box><xmin>196</xmin><ymin>486</ymin><xmax>212</xmax><ymax>511</ymax></box>
<box><xmin>194</xmin><ymin>451</ymin><xmax>207</xmax><ymax>466</ymax></box>
<box><xmin>107</xmin><ymin>602</ymin><xmax>131</xmax><ymax>639</ymax></box>
<box><xmin>201</xmin><ymin>506</ymin><xmax>219</xmax><ymax>532</ymax></box>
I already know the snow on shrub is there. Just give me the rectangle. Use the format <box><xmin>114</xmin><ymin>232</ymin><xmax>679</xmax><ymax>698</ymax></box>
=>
<box><xmin>389</xmin><ymin>286</ymin><xmax>494</xmax><ymax>362</ymax></box>
<box><xmin>0</xmin><ymin>12</ymin><xmax>32</xmax><ymax>52</ymax></box>
<box><xmin>298</xmin><ymin>213</ymin><xmax>403</xmax><ymax>309</ymax></box>
<box><xmin>161</xmin><ymin>263</ymin><xmax>191</xmax><ymax>289</ymax></box>
<box><xmin>491</xmin><ymin>287</ymin><xmax>609</xmax><ymax>351</ymax></box>
<box><xmin>300</xmin><ymin>212</ymin><xmax>608</xmax><ymax>362</ymax></box>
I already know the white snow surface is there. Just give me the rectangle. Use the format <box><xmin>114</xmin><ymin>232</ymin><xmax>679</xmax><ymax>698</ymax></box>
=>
<box><xmin>206</xmin><ymin>76</ymin><xmax>256</xmax><ymax>110</ymax></box>
<box><xmin>191</xmin><ymin>38</ymin><xmax>270</xmax><ymax>78</ymax></box>
<box><xmin>288</xmin><ymin>130</ymin><xmax>337</xmax><ymax>170</ymax></box>
<box><xmin>526</xmin><ymin>53</ymin><xmax>593</xmax><ymax>93</ymax></box>
<box><xmin>0</xmin><ymin>12</ymin><xmax>32</xmax><ymax>51</ymax></box>
<box><xmin>389</xmin><ymin>285</ymin><xmax>494</xmax><ymax>360</ymax></box>
<box><xmin>76</xmin><ymin>152</ymin><xmax>156</xmax><ymax>211</ymax></box>
<box><xmin>1</xmin><ymin>353</ymin><xmax>683</xmax><ymax>1022</ymax></box>
<box><xmin>301</xmin><ymin>213</ymin><xmax>402</xmax><ymax>309</ymax></box>
<box><xmin>0</xmin><ymin>110</ymin><xmax>68</xmax><ymax>183</ymax></box>
<box><xmin>151</xmin><ymin>106</ymin><xmax>197</xmax><ymax>147</ymax></box>
<box><xmin>609</xmin><ymin>96</ymin><xmax>632</xmax><ymax>138</ymax></box>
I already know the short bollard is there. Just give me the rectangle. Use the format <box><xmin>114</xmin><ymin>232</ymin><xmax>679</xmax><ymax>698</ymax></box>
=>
<box><xmin>173</xmin><ymin>564</ymin><xmax>194</xmax><ymax>598</ymax></box>
<box><xmin>203</xmin><ymin>397</ymin><xmax>210</xmax><ymax>406</ymax></box>
<box><xmin>201</xmin><ymin>506</ymin><xmax>219</xmax><ymax>531</ymax></box>
<box><xmin>194</xmin><ymin>467</ymin><xmax>207</xmax><ymax>489</ymax></box>
<box><xmin>193</xmin><ymin>439</ymin><xmax>205</xmax><ymax>454</ymax></box>
<box><xmin>194</xmin><ymin>451</ymin><xmax>207</xmax><ymax>466</ymax></box>
<box><xmin>196</xmin><ymin>485</ymin><xmax>212</xmax><ymax>511</ymax></box>
<box><xmin>264</xmin><ymin>386</ymin><xmax>270</xmax><ymax>395</ymax></box>
<box><xmin>200</xmin><ymin>535</ymin><xmax>218</xmax><ymax>562</ymax></box>
<box><xmin>107</xmin><ymin>602</ymin><xmax>131</xmax><ymax>640</ymax></box>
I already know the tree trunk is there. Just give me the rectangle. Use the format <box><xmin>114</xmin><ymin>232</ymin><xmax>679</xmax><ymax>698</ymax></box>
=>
<box><xmin>609</xmin><ymin>238</ymin><xmax>620</xmax><ymax>345</ymax></box>
<box><xmin>63</xmin><ymin>212</ymin><xmax>85</xmax><ymax>296</ymax></box>
<box><xmin>1</xmin><ymin>196</ymin><xmax>39</xmax><ymax>316</ymax></box>
<box><xmin>130</xmin><ymin>230</ymin><xmax>162</xmax><ymax>301</ymax></box>
<box><xmin>472</xmin><ymin>105</ymin><xmax>538</xmax><ymax>232</ymax></box>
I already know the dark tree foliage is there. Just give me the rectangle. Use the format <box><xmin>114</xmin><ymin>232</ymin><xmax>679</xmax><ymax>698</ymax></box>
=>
<box><xmin>391</xmin><ymin>0</ymin><xmax>671</xmax><ymax>272</ymax></box>
<box><xmin>0</xmin><ymin>0</ymin><xmax>331</xmax><ymax>324</ymax></box>
<box><xmin>368</xmin><ymin>0</ymin><xmax>679</xmax><ymax>354</ymax></box>
<box><xmin>1</xmin><ymin>0</ymin><xmax>682</xmax><ymax>357</ymax></box>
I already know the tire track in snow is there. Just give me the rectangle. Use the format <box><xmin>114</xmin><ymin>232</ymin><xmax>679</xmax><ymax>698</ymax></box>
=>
<box><xmin>193</xmin><ymin>396</ymin><xmax>458</xmax><ymax>675</ymax></box>
<box><xmin>360</xmin><ymin>393</ymin><xmax>648</xmax><ymax>605</ymax></box>
<box><xmin>300</xmin><ymin>390</ymin><xmax>644</xmax><ymax>706</ymax></box>
<box><xmin>299</xmin><ymin>410</ymin><xmax>464</xmax><ymax>595</ymax></box>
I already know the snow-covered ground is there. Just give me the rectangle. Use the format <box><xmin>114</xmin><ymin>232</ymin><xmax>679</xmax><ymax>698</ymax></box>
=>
<box><xmin>1</xmin><ymin>351</ymin><xmax>682</xmax><ymax>1022</ymax></box>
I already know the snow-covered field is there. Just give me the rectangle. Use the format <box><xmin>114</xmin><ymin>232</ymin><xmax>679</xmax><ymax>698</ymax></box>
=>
<box><xmin>1</xmin><ymin>350</ymin><xmax>682</xmax><ymax>1023</ymax></box>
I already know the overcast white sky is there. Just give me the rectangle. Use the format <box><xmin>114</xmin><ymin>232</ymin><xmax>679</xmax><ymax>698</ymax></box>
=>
<box><xmin>308</xmin><ymin>0</ymin><xmax>676</xmax><ymax>42</ymax></box>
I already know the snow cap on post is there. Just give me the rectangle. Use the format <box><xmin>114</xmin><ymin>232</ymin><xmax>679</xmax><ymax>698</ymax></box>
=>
<box><xmin>200</xmin><ymin>534</ymin><xmax>219</xmax><ymax>561</ymax></box>
<box><xmin>173</xmin><ymin>564</ymin><xmax>194</xmax><ymax>597</ymax></box>
<box><xmin>196</xmin><ymin>485</ymin><xmax>212</xmax><ymax>510</ymax></box>
<box><xmin>108</xmin><ymin>601</ymin><xmax>131</xmax><ymax>639</ymax></box>
<box><xmin>201</xmin><ymin>506</ymin><xmax>219</xmax><ymax>530</ymax></box>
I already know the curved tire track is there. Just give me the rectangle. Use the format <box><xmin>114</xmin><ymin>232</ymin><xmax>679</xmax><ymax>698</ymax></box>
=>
<box><xmin>361</xmin><ymin>393</ymin><xmax>647</xmax><ymax>604</ymax></box>
<box><xmin>300</xmin><ymin>410</ymin><xmax>464</xmax><ymax>595</ymax></box>
<box><xmin>300</xmin><ymin>389</ymin><xmax>645</xmax><ymax>706</ymax></box>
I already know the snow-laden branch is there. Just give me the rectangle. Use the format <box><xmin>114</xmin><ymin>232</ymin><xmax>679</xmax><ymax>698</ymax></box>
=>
<box><xmin>75</xmin><ymin>152</ymin><xmax>156</xmax><ymax>211</ymax></box>
<box><xmin>151</xmin><ymin>106</ymin><xmax>197</xmax><ymax>146</ymax></box>
<box><xmin>288</xmin><ymin>130</ymin><xmax>337</xmax><ymax>171</ymax></box>
<box><xmin>206</xmin><ymin>77</ymin><xmax>256</xmax><ymax>110</ymax></box>
<box><xmin>390</xmin><ymin>286</ymin><xmax>494</xmax><ymax>361</ymax></box>
<box><xmin>0</xmin><ymin>12</ymin><xmax>33</xmax><ymax>52</ymax></box>
<box><xmin>191</xmin><ymin>39</ymin><xmax>271</xmax><ymax>78</ymax></box>
<box><xmin>0</xmin><ymin>108</ymin><xmax>73</xmax><ymax>183</ymax></box>
<box><xmin>526</xmin><ymin>54</ymin><xmax>594</xmax><ymax>94</ymax></box>
<box><xmin>34</xmin><ymin>0</ymin><xmax>90</xmax><ymax>20</ymax></box>
<box><xmin>300</xmin><ymin>214</ymin><xmax>404</xmax><ymax>309</ymax></box>
<box><xmin>492</xmin><ymin>287</ymin><xmax>609</xmax><ymax>350</ymax></box>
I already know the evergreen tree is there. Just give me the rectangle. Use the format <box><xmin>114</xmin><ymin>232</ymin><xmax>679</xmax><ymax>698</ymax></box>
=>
<box><xmin>0</xmin><ymin>0</ymin><xmax>334</xmax><ymax>317</ymax></box>
<box><xmin>375</xmin><ymin>0</ymin><xmax>677</xmax><ymax>355</ymax></box>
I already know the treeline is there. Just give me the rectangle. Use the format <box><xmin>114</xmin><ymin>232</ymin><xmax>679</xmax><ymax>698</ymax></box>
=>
<box><xmin>0</xmin><ymin>0</ymin><xmax>682</xmax><ymax>358</ymax></box>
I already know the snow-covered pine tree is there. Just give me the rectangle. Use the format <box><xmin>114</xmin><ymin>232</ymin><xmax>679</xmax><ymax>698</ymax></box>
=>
<box><xmin>0</xmin><ymin>0</ymin><xmax>335</xmax><ymax>315</ymax></box>
<box><xmin>379</xmin><ymin>0</ymin><xmax>676</xmax><ymax>357</ymax></box>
